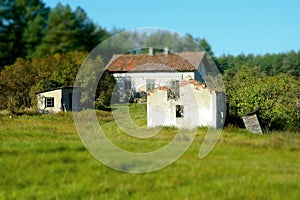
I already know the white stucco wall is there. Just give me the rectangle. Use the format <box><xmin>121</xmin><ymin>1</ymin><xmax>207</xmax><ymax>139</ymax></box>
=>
<box><xmin>147</xmin><ymin>81</ymin><xmax>225</xmax><ymax>129</ymax></box>
<box><xmin>37</xmin><ymin>89</ymin><xmax>62</xmax><ymax>113</ymax></box>
<box><xmin>147</xmin><ymin>88</ymin><xmax>177</xmax><ymax>127</ymax></box>
<box><xmin>191</xmin><ymin>85</ymin><xmax>214</xmax><ymax>127</ymax></box>
<box><xmin>36</xmin><ymin>87</ymin><xmax>80</xmax><ymax>113</ymax></box>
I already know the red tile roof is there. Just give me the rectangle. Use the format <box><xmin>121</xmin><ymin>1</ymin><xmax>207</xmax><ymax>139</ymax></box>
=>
<box><xmin>106</xmin><ymin>52</ymin><xmax>206</xmax><ymax>72</ymax></box>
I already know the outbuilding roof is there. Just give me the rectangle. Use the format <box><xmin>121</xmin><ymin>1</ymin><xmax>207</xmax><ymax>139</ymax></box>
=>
<box><xmin>34</xmin><ymin>86</ymin><xmax>81</xmax><ymax>94</ymax></box>
<box><xmin>106</xmin><ymin>52</ymin><xmax>206</xmax><ymax>72</ymax></box>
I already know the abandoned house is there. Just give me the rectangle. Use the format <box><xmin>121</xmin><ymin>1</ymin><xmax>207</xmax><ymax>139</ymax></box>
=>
<box><xmin>35</xmin><ymin>86</ymin><xmax>80</xmax><ymax>113</ymax></box>
<box><xmin>106</xmin><ymin>48</ymin><xmax>226</xmax><ymax>129</ymax></box>
<box><xmin>106</xmin><ymin>48</ymin><xmax>218</xmax><ymax>100</ymax></box>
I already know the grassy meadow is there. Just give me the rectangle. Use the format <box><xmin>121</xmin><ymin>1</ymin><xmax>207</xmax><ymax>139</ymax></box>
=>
<box><xmin>0</xmin><ymin>104</ymin><xmax>300</xmax><ymax>199</ymax></box>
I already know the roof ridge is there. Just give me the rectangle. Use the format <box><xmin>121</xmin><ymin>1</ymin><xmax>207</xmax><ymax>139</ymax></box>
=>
<box><xmin>106</xmin><ymin>51</ymin><xmax>206</xmax><ymax>72</ymax></box>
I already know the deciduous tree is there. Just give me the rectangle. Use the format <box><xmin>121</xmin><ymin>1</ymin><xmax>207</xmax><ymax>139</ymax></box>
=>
<box><xmin>224</xmin><ymin>66</ymin><xmax>299</xmax><ymax>130</ymax></box>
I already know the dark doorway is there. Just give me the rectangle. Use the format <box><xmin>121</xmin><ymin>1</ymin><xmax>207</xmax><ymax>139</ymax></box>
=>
<box><xmin>69</xmin><ymin>93</ymin><xmax>73</xmax><ymax>111</ymax></box>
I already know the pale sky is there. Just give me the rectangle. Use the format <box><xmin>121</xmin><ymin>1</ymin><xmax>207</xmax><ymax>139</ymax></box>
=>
<box><xmin>45</xmin><ymin>0</ymin><xmax>300</xmax><ymax>56</ymax></box>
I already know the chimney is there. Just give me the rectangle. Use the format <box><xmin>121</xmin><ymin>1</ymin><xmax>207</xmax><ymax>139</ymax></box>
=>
<box><xmin>164</xmin><ymin>47</ymin><xmax>169</xmax><ymax>55</ymax></box>
<box><xmin>149</xmin><ymin>47</ymin><xmax>154</xmax><ymax>56</ymax></box>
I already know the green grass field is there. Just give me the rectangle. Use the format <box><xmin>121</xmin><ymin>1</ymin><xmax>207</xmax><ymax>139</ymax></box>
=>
<box><xmin>1</xmin><ymin>104</ymin><xmax>300</xmax><ymax>199</ymax></box>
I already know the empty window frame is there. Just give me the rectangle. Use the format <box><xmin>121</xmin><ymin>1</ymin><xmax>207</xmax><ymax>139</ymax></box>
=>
<box><xmin>124</xmin><ymin>79</ymin><xmax>132</xmax><ymax>91</ymax></box>
<box><xmin>45</xmin><ymin>97</ymin><xmax>54</xmax><ymax>108</ymax></box>
<box><xmin>176</xmin><ymin>105</ymin><xmax>184</xmax><ymax>118</ymax></box>
<box><xmin>167</xmin><ymin>80</ymin><xmax>180</xmax><ymax>100</ymax></box>
<box><xmin>146</xmin><ymin>79</ymin><xmax>155</xmax><ymax>91</ymax></box>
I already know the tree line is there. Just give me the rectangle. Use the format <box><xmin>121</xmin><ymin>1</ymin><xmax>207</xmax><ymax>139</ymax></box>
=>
<box><xmin>0</xmin><ymin>0</ymin><xmax>299</xmax><ymax>131</ymax></box>
<box><xmin>215</xmin><ymin>51</ymin><xmax>300</xmax><ymax>76</ymax></box>
<box><xmin>0</xmin><ymin>0</ymin><xmax>109</xmax><ymax>70</ymax></box>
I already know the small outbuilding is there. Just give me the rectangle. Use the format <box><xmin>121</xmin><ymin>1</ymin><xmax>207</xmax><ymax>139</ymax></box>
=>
<box><xmin>35</xmin><ymin>86</ymin><xmax>80</xmax><ymax>113</ymax></box>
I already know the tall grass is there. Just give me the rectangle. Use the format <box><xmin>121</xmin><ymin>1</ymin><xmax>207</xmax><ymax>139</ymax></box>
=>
<box><xmin>0</xmin><ymin>105</ymin><xmax>300</xmax><ymax>199</ymax></box>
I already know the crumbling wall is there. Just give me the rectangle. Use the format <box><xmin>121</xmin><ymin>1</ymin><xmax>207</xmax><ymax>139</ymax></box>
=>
<box><xmin>147</xmin><ymin>87</ymin><xmax>176</xmax><ymax>127</ymax></box>
<box><xmin>147</xmin><ymin>81</ymin><xmax>225</xmax><ymax>129</ymax></box>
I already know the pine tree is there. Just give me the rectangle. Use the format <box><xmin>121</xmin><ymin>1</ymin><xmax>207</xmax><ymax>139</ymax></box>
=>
<box><xmin>34</xmin><ymin>3</ymin><xmax>109</xmax><ymax>56</ymax></box>
<box><xmin>0</xmin><ymin>0</ymin><xmax>49</xmax><ymax>69</ymax></box>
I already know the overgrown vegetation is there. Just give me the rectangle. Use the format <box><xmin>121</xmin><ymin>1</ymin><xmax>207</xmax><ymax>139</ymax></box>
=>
<box><xmin>224</xmin><ymin>67</ymin><xmax>299</xmax><ymax>131</ymax></box>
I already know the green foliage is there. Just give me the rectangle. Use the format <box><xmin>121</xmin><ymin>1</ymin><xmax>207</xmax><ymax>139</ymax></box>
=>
<box><xmin>0</xmin><ymin>1</ymin><xmax>109</xmax><ymax>70</ymax></box>
<box><xmin>0</xmin><ymin>50</ymin><xmax>116</xmax><ymax>111</ymax></box>
<box><xmin>224</xmin><ymin>66</ymin><xmax>299</xmax><ymax>130</ymax></box>
<box><xmin>34</xmin><ymin>4</ymin><xmax>85</xmax><ymax>56</ymax></box>
<box><xmin>199</xmin><ymin>38</ymin><xmax>214</xmax><ymax>57</ymax></box>
<box><xmin>0</xmin><ymin>51</ymin><xmax>87</xmax><ymax>110</ymax></box>
<box><xmin>216</xmin><ymin>51</ymin><xmax>300</xmax><ymax>76</ymax></box>
<box><xmin>34</xmin><ymin>3</ymin><xmax>108</xmax><ymax>57</ymax></box>
<box><xmin>0</xmin><ymin>58</ymin><xmax>39</xmax><ymax>109</ymax></box>
<box><xmin>7</xmin><ymin>96</ymin><xmax>17</xmax><ymax>113</ymax></box>
<box><xmin>23</xmin><ymin>14</ymin><xmax>46</xmax><ymax>58</ymax></box>
<box><xmin>95</xmin><ymin>71</ymin><xmax>116</xmax><ymax>108</ymax></box>
<box><xmin>44</xmin><ymin>51</ymin><xmax>87</xmax><ymax>87</ymax></box>
<box><xmin>0</xmin><ymin>0</ymin><xmax>49</xmax><ymax>68</ymax></box>
<box><xmin>74</xmin><ymin>55</ymin><xmax>104</xmax><ymax>108</ymax></box>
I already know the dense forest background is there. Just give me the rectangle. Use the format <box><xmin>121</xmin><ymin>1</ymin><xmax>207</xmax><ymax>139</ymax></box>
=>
<box><xmin>0</xmin><ymin>0</ymin><xmax>299</xmax><ymax>131</ymax></box>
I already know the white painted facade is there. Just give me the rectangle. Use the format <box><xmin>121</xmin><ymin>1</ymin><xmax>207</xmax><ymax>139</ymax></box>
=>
<box><xmin>113</xmin><ymin>71</ymin><xmax>196</xmax><ymax>92</ymax></box>
<box><xmin>36</xmin><ymin>87</ymin><xmax>80</xmax><ymax>113</ymax></box>
<box><xmin>147</xmin><ymin>81</ymin><xmax>226</xmax><ymax>129</ymax></box>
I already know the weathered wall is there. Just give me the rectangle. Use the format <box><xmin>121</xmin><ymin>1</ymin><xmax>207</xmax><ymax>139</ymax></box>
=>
<box><xmin>147</xmin><ymin>87</ymin><xmax>176</xmax><ymax>127</ymax></box>
<box><xmin>177</xmin><ymin>83</ymin><xmax>201</xmax><ymax>129</ymax></box>
<box><xmin>147</xmin><ymin>81</ymin><xmax>225</xmax><ymax>129</ymax></box>
<box><xmin>191</xmin><ymin>84</ymin><xmax>213</xmax><ymax>127</ymax></box>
